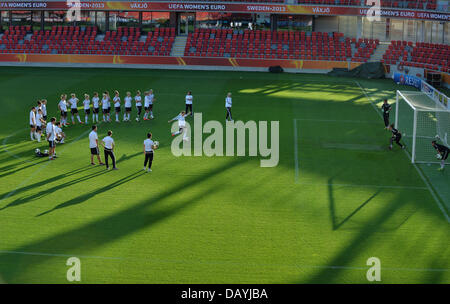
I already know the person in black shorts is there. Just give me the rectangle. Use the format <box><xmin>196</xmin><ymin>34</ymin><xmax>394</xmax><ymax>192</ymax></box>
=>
<box><xmin>41</xmin><ymin>99</ymin><xmax>48</xmax><ymax>121</ymax></box>
<box><xmin>381</xmin><ymin>99</ymin><xmax>392</xmax><ymax>129</ymax></box>
<box><xmin>89</xmin><ymin>125</ymin><xmax>104</xmax><ymax>166</ymax></box>
<box><xmin>388</xmin><ymin>124</ymin><xmax>405</xmax><ymax>150</ymax></box>
<box><xmin>432</xmin><ymin>140</ymin><xmax>449</xmax><ymax>171</ymax></box>
<box><xmin>102</xmin><ymin>130</ymin><xmax>117</xmax><ymax>170</ymax></box>
<box><xmin>135</xmin><ymin>90</ymin><xmax>142</xmax><ymax>121</ymax></box>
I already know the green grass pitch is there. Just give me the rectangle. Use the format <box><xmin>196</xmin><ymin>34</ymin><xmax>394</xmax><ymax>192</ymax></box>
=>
<box><xmin>0</xmin><ymin>67</ymin><xmax>448</xmax><ymax>283</ymax></box>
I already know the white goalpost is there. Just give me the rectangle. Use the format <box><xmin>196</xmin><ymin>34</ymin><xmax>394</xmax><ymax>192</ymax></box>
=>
<box><xmin>395</xmin><ymin>90</ymin><xmax>450</xmax><ymax>164</ymax></box>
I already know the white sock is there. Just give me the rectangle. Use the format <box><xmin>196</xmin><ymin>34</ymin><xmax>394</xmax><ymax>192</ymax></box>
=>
<box><xmin>85</xmin><ymin>116</ymin><xmax>88</xmax><ymax>123</ymax></box>
<box><xmin>30</xmin><ymin>132</ymin><xmax>34</xmax><ymax>140</ymax></box>
<box><xmin>78</xmin><ymin>116</ymin><xmax>82</xmax><ymax>122</ymax></box>
<box><xmin>71</xmin><ymin>116</ymin><xmax>75</xmax><ymax>123</ymax></box>
<box><xmin>116</xmin><ymin>114</ymin><xmax>119</xmax><ymax>121</ymax></box>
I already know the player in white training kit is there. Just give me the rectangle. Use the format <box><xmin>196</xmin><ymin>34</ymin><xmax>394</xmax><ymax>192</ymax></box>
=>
<box><xmin>135</xmin><ymin>90</ymin><xmax>142</xmax><ymax>121</ymax></box>
<box><xmin>124</xmin><ymin>92</ymin><xmax>133</xmax><ymax>122</ymax></box>
<box><xmin>89</xmin><ymin>125</ymin><xmax>104</xmax><ymax>165</ymax></box>
<box><xmin>29</xmin><ymin>106</ymin><xmax>37</xmax><ymax>141</ymax></box>
<box><xmin>168</xmin><ymin>111</ymin><xmax>189</xmax><ymax>141</ymax></box>
<box><xmin>113</xmin><ymin>90</ymin><xmax>121</xmax><ymax>123</ymax></box>
<box><xmin>58</xmin><ymin>94</ymin><xmax>69</xmax><ymax>126</ymax></box>
<box><xmin>185</xmin><ymin>91</ymin><xmax>193</xmax><ymax>116</ymax></box>
<box><xmin>101</xmin><ymin>92</ymin><xmax>110</xmax><ymax>122</ymax></box>
<box><xmin>225</xmin><ymin>92</ymin><xmax>233</xmax><ymax>121</ymax></box>
<box><xmin>35</xmin><ymin>109</ymin><xmax>45</xmax><ymax>142</ymax></box>
<box><xmin>46</xmin><ymin>117</ymin><xmax>57</xmax><ymax>160</ymax></box>
<box><xmin>144</xmin><ymin>89</ymin><xmax>155</xmax><ymax>120</ymax></box>
<box><xmin>41</xmin><ymin>99</ymin><xmax>48</xmax><ymax>121</ymax></box>
<box><xmin>83</xmin><ymin>94</ymin><xmax>91</xmax><ymax>124</ymax></box>
<box><xmin>69</xmin><ymin>93</ymin><xmax>83</xmax><ymax>124</ymax></box>
<box><xmin>54</xmin><ymin>121</ymin><xmax>65</xmax><ymax>144</ymax></box>
<box><xmin>92</xmin><ymin>92</ymin><xmax>100</xmax><ymax>123</ymax></box>
<box><xmin>143</xmin><ymin>132</ymin><xmax>158</xmax><ymax>172</ymax></box>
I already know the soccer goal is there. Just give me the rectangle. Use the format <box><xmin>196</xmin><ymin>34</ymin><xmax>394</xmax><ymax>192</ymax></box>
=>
<box><xmin>395</xmin><ymin>90</ymin><xmax>450</xmax><ymax>164</ymax></box>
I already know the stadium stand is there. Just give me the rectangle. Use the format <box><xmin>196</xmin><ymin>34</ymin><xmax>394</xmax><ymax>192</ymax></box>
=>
<box><xmin>184</xmin><ymin>29</ymin><xmax>379</xmax><ymax>61</ymax></box>
<box><xmin>381</xmin><ymin>41</ymin><xmax>449</xmax><ymax>73</ymax></box>
<box><xmin>0</xmin><ymin>25</ymin><xmax>176</xmax><ymax>56</ymax></box>
<box><xmin>0</xmin><ymin>26</ymin><xmax>380</xmax><ymax>62</ymax></box>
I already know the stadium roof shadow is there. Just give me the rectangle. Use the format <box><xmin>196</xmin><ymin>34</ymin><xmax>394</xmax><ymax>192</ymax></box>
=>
<box><xmin>0</xmin><ymin>157</ymin><xmax>245</xmax><ymax>282</ymax></box>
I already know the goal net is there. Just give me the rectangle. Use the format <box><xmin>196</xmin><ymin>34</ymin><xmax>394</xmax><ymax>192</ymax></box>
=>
<box><xmin>395</xmin><ymin>90</ymin><xmax>450</xmax><ymax>164</ymax></box>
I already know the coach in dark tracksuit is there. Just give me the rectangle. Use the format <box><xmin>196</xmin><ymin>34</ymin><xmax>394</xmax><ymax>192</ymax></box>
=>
<box><xmin>381</xmin><ymin>99</ymin><xmax>392</xmax><ymax>129</ymax></box>
<box><xmin>102</xmin><ymin>130</ymin><xmax>117</xmax><ymax>170</ymax></box>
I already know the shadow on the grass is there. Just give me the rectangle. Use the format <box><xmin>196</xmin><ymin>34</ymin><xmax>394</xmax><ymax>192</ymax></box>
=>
<box><xmin>36</xmin><ymin>170</ymin><xmax>145</xmax><ymax>217</ymax></box>
<box><xmin>0</xmin><ymin>167</ymin><xmax>109</xmax><ymax>211</ymax></box>
<box><xmin>302</xmin><ymin>192</ymin><xmax>409</xmax><ymax>283</ymax></box>
<box><xmin>328</xmin><ymin>173</ymin><xmax>382</xmax><ymax>231</ymax></box>
<box><xmin>0</xmin><ymin>165</ymin><xmax>94</xmax><ymax>203</ymax></box>
<box><xmin>0</xmin><ymin>158</ymin><xmax>245</xmax><ymax>282</ymax></box>
<box><xmin>0</xmin><ymin>159</ymin><xmax>48</xmax><ymax>179</ymax></box>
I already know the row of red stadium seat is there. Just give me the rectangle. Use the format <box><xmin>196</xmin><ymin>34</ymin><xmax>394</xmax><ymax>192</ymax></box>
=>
<box><xmin>0</xmin><ymin>26</ymin><xmax>176</xmax><ymax>56</ymax></box>
<box><xmin>184</xmin><ymin>29</ymin><xmax>378</xmax><ymax>61</ymax></box>
<box><xmin>381</xmin><ymin>40</ymin><xmax>449</xmax><ymax>73</ymax></box>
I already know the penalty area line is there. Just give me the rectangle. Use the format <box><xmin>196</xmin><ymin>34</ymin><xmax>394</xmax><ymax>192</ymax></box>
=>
<box><xmin>356</xmin><ymin>81</ymin><xmax>449</xmax><ymax>223</ymax></box>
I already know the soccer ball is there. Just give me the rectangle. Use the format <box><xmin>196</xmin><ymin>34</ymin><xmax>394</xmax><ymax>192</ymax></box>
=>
<box><xmin>436</xmin><ymin>153</ymin><xmax>442</xmax><ymax>160</ymax></box>
<box><xmin>35</xmin><ymin>148</ymin><xmax>40</xmax><ymax>154</ymax></box>
<box><xmin>136</xmin><ymin>118</ymin><xmax>139</xmax><ymax>122</ymax></box>
<box><xmin>44</xmin><ymin>150</ymin><xmax>49</xmax><ymax>154</ymax></box>
<box><xmin>153</xmin><ymin>141</ymin><xmax>159</xmax><ymax>149</ymax></box>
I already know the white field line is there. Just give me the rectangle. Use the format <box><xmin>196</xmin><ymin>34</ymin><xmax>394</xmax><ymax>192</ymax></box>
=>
<box><xmin>0</xmin><ymin>250</ymin><xmax>448</xmax><ymax>273</ymax></box>
<box><xmin>293</xmin><ymin>117</ymin><xmax>427</xmax><ymax>190</ymax></box>
<box><xmin>1</xmin><ymin>130</ymin><xmax>33</xmax><ymax>163</ymax></box>
<box><xmin>296</xmin><ymin>181</ymin><xmax>428</xmax><ymax>190</ymax></box>
<box><xmin>294</xmin><ymin>118</ymin><xmax>379</xmax><ymax>124</ymax></box>
<box><xmin>356</xmin><ymin>81</ymin><xmax>449</xmax><ymax>223</ymax></box>
<box><xmin>0</xmin><ymin>127</ymin><xmax>94</xmax><ymax>205</ymax></box>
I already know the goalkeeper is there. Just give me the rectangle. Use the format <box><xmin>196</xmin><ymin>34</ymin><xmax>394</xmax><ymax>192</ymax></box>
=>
<box><xmin>388</xmin><ymin>124</ymin><xmax>405</xmax><ymax>150</ymax></box>
<box><xmin>381</xmin><ymin>99</ymin><xmax>392</xmax><ymax>129</ymax></box>
<box><xmin>431</xmin><ymin>140</ymin><xmax>449</xmax><ymax>171</ymax></box>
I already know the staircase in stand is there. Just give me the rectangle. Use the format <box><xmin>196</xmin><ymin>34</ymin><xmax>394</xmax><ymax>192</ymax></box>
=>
<box><xmin>170</xmin><ymin>35</ymin><xmax>188</xmax><ymax>57</ymax></box>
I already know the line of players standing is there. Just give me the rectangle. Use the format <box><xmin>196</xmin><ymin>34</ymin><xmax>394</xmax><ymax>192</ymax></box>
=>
<box><xmin>28</xmin><ymin>90</ymin><xmax>235</xmax><ymax>169</ymax></box>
